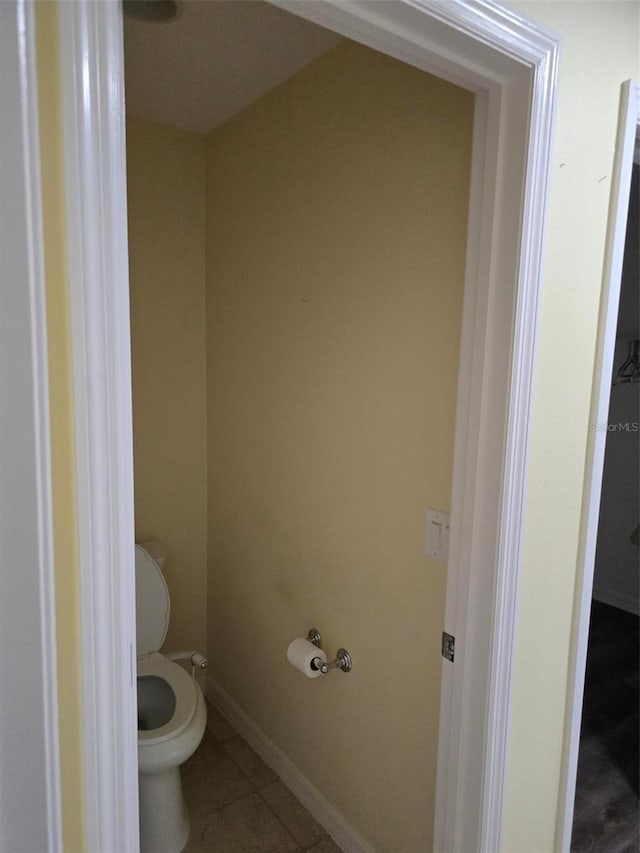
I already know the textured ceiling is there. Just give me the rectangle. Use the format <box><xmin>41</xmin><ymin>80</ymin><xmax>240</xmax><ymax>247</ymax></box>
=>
<box><xmin>124</xmin><ymin>0</ymin><xmax>341</xmax><ymax>134</ymax></box>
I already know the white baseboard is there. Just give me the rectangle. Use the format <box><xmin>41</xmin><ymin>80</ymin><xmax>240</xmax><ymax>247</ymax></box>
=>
<box><xmin>592</xmin><ymin>585</ymin><xmax>639</xmax><ymax>615</ymax></box>
<box><xmin>206</xmin><ymin>676</ymin><xmax>375</xmax><ymax>853</ymax></box>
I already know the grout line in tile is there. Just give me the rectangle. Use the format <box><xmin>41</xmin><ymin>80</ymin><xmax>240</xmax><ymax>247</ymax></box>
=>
<box><xmin>201</xmin><ymin>705</ymin><xmax>332</xmax><ymax>851</ymax></box>
<box><xmin>220</xmin><ymin>733</ymin><xmax>283</xmax><ymax>795</ymax></box>
<box><xmin>255</xmin><ymin>786</ymin><xmax>305</xmax><ymax>852</ymax></box>
<box><xmin>210</xmin><ymin>737</ymin><xmax>305</xmax><ymax>851</ymax></box>
<box><xmin>260</xmin><ymin>779</ymin><xmax>331</xmax><ymax>848</ymax></box>
<box><xmin>219</xmin><ymin>737</ymin><xmax>263</xmax><ymax>793</ymax></box>
<box><xmin>191</xmin><ymin>788</ymin><xmax>303</xmax><ymax>853</ymax></box>
<box><xmin>205</xmin><ymin>786</ymin><xmax>263</xmax><ymax>820</ymax></box>
<box><xmin>204</xmin><ymin>703</ymin><xmax>239</xmax><ymax>744</ymax></box>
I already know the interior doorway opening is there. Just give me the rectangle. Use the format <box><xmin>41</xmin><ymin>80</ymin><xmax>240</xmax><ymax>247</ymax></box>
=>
<box><xmin>124</xmin><ymin>9</ymin><xmax>474</xmax><ymax>849</ymax></box>
<box><xmin>570</xmin><ymin>162</ymin><xmax>639</xmax><ymax>852</ymax></box>
<box><xmin>56</xmin><ymin>3</ymin><xmax>559</xmax><ymax>851</ymax></box>
<box><xmin>557</xmin><ymin>82</ymin><xmax>640</xmax><ymax>851</ymax></box>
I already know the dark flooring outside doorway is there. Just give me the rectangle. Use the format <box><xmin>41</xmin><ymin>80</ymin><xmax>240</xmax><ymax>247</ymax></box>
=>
<box><xmin>571</xmin><ymin>601</ymin><xmax>639</xmax><ymax>852</ymax></box>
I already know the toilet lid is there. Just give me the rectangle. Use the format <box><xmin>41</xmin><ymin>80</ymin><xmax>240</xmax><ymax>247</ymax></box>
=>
<box><xmin>135</xmin><ymin>545</ymin><xmax>170</xmax><ymax>655</ymax></box>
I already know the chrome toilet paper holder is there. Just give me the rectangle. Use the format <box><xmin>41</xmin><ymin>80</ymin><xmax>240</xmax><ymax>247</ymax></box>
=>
<box><xmin>307</xmin><ymin>628</ymin><xmax>352</xmax><ymax>674</ymax></box>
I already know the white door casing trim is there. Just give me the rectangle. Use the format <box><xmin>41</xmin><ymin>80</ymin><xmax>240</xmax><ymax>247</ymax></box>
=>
<box><xmin>58</xmin><ymin>3</ymin><xmax>139</xmax><ymax>852</ymax></box>
<box><xmin>556</xmin><ymin>80</ymin><xmax>640</xmax><ymax>852</ymax></box>
<box><xmin>0</xmin><ymin>0</ymin><xmax>62</xmax><ymax>849</ymax></box>
<box><xmin>57</xmin><ymin>1</ymin><xmax>559</xmax><ymax>851</ymax></box>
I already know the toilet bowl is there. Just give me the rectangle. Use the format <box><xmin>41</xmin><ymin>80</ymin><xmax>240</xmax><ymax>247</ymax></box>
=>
<box><xmin>136</xmin><ymin>543</ymin><xmax>206</xmax><ymax>853</ymax></box>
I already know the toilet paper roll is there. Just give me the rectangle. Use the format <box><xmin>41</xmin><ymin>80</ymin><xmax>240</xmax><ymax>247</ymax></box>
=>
<box><xmin>286</xmin><ymin>638</ymin><xmax>327</xmax><ymax>678</ymax></box>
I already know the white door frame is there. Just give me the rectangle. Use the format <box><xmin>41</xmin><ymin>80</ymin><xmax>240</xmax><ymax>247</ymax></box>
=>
<box><xmin>0</xmin><ymin>1</ymin><xmax>62</xmax><ymax>850</ymax></box>
<box><xmin>556</xmin><ymin>79</ymin><xmax>640</xmax><ymax>852</ymax></box>
<box><xmin>56</xmin><ymin>2</ymin><xmax>559</xmax><ymax>851</ymax></box>
<box><xmin>58</xmin><ymin>3</ymin><xmax>140</xmax><ymax>851</ymax></box>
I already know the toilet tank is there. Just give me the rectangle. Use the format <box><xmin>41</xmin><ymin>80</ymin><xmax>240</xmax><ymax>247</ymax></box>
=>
<box><xmin>138</xmin><ymin>540</ymin><xmax>167</xmax><ymax>571</ymax></box>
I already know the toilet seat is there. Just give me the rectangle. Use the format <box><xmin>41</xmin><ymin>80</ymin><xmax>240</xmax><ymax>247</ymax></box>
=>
<box><xmin>137</xmin><ymin>652</ymin><xmax>206</xmax><ymax>774</ymax></box>
<box><xmin>135</xmin><ymin>543</ymin><xmax>206</xmax><ymax>778</ymax></box>
<box><xmin>137</xmin><ymin>653</ymin><xmax>198</xmax><ymax>744</ymax></box>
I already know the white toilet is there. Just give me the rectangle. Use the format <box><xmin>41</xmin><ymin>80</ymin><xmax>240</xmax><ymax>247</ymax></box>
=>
<box><xmin>136</xmin><ymin>543</ymin><xmax>207</xmax><ymax>853</ymax></box>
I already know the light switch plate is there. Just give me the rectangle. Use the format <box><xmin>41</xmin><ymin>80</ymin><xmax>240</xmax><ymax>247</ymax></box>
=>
<box><xmin>424</xmin><ymin>508</ymin><xmax>450</xmax><ymax>561</ymax></box>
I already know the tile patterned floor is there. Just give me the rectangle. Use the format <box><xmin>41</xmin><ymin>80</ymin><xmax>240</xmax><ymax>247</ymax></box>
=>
<box><xmin>571</xmin><ymin>601</ymin><xmax>639</xmax><ymax>853</ymax></box>
<box><xmin>183</xmin><ymin>702</ymin><xmax>343</xmax><ymax>853</ymax></box>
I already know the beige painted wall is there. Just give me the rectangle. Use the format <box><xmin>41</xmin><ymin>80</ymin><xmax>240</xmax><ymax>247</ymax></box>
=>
<box><xmin>35</xmin><ymin>4</ymin><xmax>85</xmax><ymax>850</ymax></box>
<box><xmin>503</xmin><ymin>2</ymin><xmax>639</xmax><ymax>850</ymax></box>
<box><xmin>206</xmin><ymin>42</ymin><xmax>472</xmax><ymax>852</ymax></box>
<box><xmin>127</xmin><ymin>119</ymin><xmax>208</xmax><ymax>655</ymax></box>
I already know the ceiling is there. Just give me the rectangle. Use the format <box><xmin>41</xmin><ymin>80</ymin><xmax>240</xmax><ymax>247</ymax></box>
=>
<box><xmin>123</xmin><ymin>0</ymin><xmax>342</xmax><ymax>135</ymax></box>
